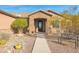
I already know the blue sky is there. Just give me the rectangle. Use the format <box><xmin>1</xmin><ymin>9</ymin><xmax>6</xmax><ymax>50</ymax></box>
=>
<box><xmin>0</xmin><ymin>5</ymin><xmax>79</xmax><ymax>13</ymax></box>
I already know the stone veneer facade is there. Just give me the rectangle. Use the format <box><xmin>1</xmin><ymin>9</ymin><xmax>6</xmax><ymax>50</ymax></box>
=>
<box><xmin>28</xmin><ymin>11</ymin><xmax>64</xmax><ymax>35</ymax></box>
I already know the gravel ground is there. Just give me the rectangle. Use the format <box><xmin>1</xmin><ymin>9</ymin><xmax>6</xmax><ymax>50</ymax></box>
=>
<box><xmin>46</xmin><ymin>35</ymin><xmax>79</xmax><ymax>53</ymax></box>
<box><xmin>0</xmin><ymin>34</ymin><xmax>36</xmax><ymax>53</ymax></box>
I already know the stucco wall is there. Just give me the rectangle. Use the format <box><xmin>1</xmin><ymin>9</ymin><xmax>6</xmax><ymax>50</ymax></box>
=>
<box><xmin>0</xmin><ymin>13</ymin><xmax>15</xmax><ymax>30</ymax></box>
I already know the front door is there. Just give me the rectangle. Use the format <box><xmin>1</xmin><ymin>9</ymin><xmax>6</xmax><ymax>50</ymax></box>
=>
<box><xmin>38</xmin><ymin>20</ymin><xmax>43</xmax><ymax>32</ymax></box>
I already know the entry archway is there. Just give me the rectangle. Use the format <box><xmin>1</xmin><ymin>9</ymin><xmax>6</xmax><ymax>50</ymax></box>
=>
<box><xmin>34</xmin><ymin>18</ymin><xmax>46</xmax><ymax>32</ymax></box>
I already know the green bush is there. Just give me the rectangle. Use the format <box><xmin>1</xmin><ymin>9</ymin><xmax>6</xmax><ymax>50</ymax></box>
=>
<box><xmin>11</xmin><ymin>18</ymin><xmax>28</xmax><ymax>34</ymax></box>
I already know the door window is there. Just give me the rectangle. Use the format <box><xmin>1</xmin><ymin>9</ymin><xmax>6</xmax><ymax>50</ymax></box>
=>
<box><xmin>38</xmin><ymin>22</ymin><xmax>42</xmax><ymax>29</ymax></box>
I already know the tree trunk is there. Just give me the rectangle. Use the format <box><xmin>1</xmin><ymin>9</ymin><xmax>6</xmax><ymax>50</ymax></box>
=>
<box><xmin>18</xmin><ymin>29</ymin><xmax>24</xmax><ymax>36</ymax></box>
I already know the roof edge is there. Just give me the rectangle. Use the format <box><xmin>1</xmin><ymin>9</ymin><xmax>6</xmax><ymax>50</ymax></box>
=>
<box><xmin>28</xmin><ymin>10</ymin><xmax>53</xmax><ymax>17</ymax></box>
<box><xmin>0</xmin><ymin>10</ymin><xmax>17</xmax><ymax>18</ymax></box>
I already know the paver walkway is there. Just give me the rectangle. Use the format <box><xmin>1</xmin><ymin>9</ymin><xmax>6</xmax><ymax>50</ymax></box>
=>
<box><xmin>32</xmin><ymin>33</ymin><xmax>51</xmax><ymax>53</ymax></box>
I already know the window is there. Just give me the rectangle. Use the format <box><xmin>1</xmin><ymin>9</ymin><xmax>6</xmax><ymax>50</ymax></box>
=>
<box><xmin>53</xmin><ymin>19</ymin><xmax>60</xmax><ymax>28</ymax></box>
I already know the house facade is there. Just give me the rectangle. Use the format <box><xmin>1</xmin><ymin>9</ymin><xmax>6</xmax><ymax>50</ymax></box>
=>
<box><xmin>0</xmin><ymin>10</ymin><xmax>16</xmax><ymax>33</ymax></box>
<box><xmin>0</xmin><ymin>10</ymin><xmax>66</xmax><ymax>34</ymax></box>
<box><xmin>28</xmin><ymin>10</ymin><xmax>65</xmax><ymax>34</ymax></box>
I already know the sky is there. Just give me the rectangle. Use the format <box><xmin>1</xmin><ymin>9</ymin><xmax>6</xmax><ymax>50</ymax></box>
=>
<box><xmin>0</xmin><ymin>5</ymin><xmax>79</xmax><ymax>13</ymax></box>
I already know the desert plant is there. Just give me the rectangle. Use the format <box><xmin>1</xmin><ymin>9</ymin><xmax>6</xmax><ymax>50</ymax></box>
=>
<box><xmin>0</xmin><ymin>39</ymin><xmax>7</xmax><ymax>45</ymax></box>
<box><xmin>11</xmin><ymin>18</ymin><xmax>28</xmax><ymax>34</ymax></box>
<box><xmin>14</xmin><ymin>43</ymin><xmax>22</xmax><ymax>49</ymax></box>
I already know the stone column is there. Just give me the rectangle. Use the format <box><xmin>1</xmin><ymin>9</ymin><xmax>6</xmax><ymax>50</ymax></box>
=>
<box><xmin>46</xmin><ymin>18</ymin><xmax>51</xmax><ymax>35</ymax></box>
<box><xmin>29</xmin><ymin>18</ymin><xmax>35</xmax><ymax>35</ymax></box>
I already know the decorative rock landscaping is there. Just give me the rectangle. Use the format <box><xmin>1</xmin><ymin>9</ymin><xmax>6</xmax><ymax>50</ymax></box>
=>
<box><xmin>46</xmin><ymin>34</ymin><xmax>79</xmax><ymax>53</ymax></box>
<box><xmin>0</xmin><ymin>33</ymin><xmax>36</xmax><ymax>53</ymax></box>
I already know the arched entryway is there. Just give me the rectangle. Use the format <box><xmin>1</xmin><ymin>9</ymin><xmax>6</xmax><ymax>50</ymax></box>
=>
<box><xmin>34</xmin><ymin>18</ymin><xmax>46</xmax><ymax>32</ymax></box>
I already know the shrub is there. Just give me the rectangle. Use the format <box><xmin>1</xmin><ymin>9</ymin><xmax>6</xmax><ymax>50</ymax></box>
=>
<box><xmin>0</xmin><ymin>39</ymin><xmax>7</xmax><ymax>45</ymax></box>
<box><xmin>14</xmin><ymin>43</ymin><xmax>22</xmax><ymax>49</ymax></box>
<box><xmin>11</xmin><ymin>18</ymin><xmax>28</xmax><ymax>34</ymax></box>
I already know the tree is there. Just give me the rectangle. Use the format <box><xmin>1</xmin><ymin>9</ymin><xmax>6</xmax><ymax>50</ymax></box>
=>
<box><xmin>71</xmin><ymin>15</ymin><xmax>79</xmax><ymax>34</ymax></box>
<box><xmin>11</xmin><ymin>18</ymin><xmax>28</xmax><ymax>34</ymax></box>
<box><xmin>61</xmin><ymin>6</ymin><xmax>79</xmax><ymax>34</ymax></box>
